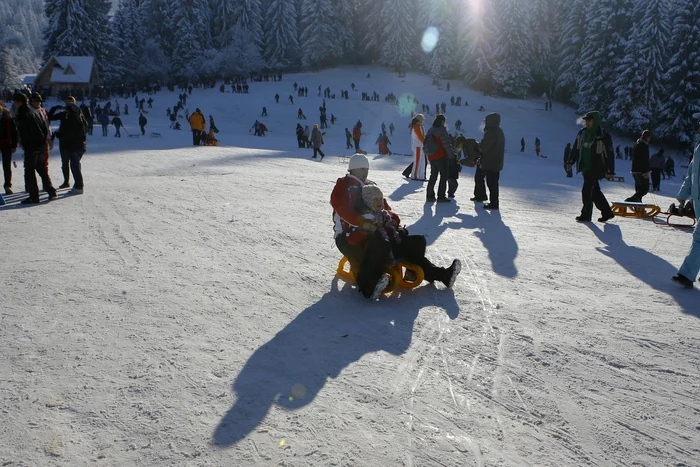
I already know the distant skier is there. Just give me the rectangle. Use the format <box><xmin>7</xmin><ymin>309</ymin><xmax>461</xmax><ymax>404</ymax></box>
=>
<box><xmin>262</xmin><ymin>106</ymin><xmax>268</xmax><ymax>117</ymax></box>
<box><xmin>289</xmin><ymin>95</ymin><xmax>294</xmax><ymax>105</ymax></box>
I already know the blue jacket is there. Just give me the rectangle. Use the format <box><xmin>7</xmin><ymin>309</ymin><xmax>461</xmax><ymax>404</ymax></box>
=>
<box><xmin>678</xmin><ymin>145</ymin><xmax>700</xmax><ymax>213</ymax></box>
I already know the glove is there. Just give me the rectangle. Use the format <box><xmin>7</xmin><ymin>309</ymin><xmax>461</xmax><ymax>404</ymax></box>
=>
<box><xmin>362</xmin><ymin>221</ymin><xmax>376</xmax><ymax>233</ymax></box>
<box><xmin>398</xmin><ymin>226</ymin><xmax>409</xmax><ymax>238</ymax></box>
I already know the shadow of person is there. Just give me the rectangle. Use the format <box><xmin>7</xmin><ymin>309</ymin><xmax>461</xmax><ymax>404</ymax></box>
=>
<box><xmin>388</xmin><ymin>179</ymin><xmax>423</xmax><ymax>203</ymax></box>
<box><xmin>586</xmin><ymin>223</ymin><xmax>699</xmax><ymax>318</ymax></box>
<box><xmin>444</xmin><ymin>207</ymin><xmax>519</xmax><ymax>278</ymax></box>
<box><xmin>212</xmin><ymin>278</ymin><xmax>459</xmax><ymax>447</ymax></box>
<box><xmin>404</xmin><ymin>201</ymin><xmax>460</xmax><ymax>246</ymax></box>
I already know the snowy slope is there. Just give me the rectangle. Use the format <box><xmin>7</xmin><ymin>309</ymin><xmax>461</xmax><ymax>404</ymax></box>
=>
<box><xmin>1</xmin><ymin>67</ymin><xmax>699</xmax><ymax>467</ymax></box>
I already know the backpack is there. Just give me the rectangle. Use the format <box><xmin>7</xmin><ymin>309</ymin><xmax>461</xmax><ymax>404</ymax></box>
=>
<box><xmin>423</xmin><ymin>127</ymin><xmax>439</xmax><ymax>155</ymax></box>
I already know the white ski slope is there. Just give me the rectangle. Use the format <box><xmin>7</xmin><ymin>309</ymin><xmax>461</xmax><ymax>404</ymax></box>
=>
<box><xmin>1</xmin><ymin>67</ymin><xmax>699</xmax><ymax>466</ymax></box>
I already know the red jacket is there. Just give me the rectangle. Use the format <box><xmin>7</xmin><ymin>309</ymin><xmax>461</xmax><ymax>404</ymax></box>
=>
<box><xmin>352</xmin><ymin>127</ymin><xmax>361</xmax><ymax>141</ymax></box>
<box><xmin>0</xmin><ymin>109</ymin><xmax>18</xmax><ymax>150</ymax></box>
<box><xmin>428</xmin><ymin>134</ymin><xmax>448</xmax><ymax>161</ymax></box>
<box><xmin>331</xmin><ymin>175</ymin><xmax>398</xmax><ymax>246</ymax></box>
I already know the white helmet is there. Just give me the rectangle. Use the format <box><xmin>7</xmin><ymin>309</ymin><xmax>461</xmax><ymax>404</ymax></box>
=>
<box><xmin>348</xmin><ymin>154</ymin><xmax>370</xmax><ymax>171</ymax></box>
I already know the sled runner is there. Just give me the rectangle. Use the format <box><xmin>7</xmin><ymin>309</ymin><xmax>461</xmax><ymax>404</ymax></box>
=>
<box><xmin>652</xmin><ymin>212</ymin><xmax>697</xmax><ymax>228</ymax></box>
<box><xmin>611</xmin><ymin>201</ymin><xmax>661</xmax><ymax>218</ymax></box>
<box><xmin>336</xmin><ymin>256</ymin><xmax>424</xmax><ymax>295</ymax></box>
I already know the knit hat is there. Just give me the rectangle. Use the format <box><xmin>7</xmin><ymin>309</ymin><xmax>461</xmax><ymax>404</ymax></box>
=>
<box><xmin>362</xmin><ymin>185</ymin><xmax>383</xmax><ymax>208</ymax></box>
<box><xmin>348</xmin><ymin>154</ymin><xmax>370</xmax><ymax>171</ymax></box>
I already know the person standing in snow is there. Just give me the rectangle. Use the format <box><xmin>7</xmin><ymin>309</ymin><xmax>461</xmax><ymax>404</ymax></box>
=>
<box><xmin>189</xmin><ymin>108</ymin><xmax>206</xmax><ymax>146</ymax></box>
<box><xmin>424</xmin><ymin>114</ymin><xmax>456</xmax><ymax>203</ymax></box>
<box><xmin>311</xmin><ymin>124</ymin><xmax>325</xmax><ymax>159</ymax></box>
<box><xmin>275</xmin><ymin>93</ymin><xmax>280</xmax><ymax>103</ymax></box>
<box><xmin>139</xmin><ymin>113</ymin><xmax>148</xmax><ymax>136</ymax></box>
<box><xmin>564</xmin><ymin>143</ymin><xmax>573</xmax><ymax>177</ymax></box>
<box><xmin>625</xmin><ymin>130</ymin><xmax>651</xmax><ymax>202</ymax></box>
<box><xmin>566</xmin><ymin>111</ymin><xmax>615</xmax><ymax>223</ymax></box>
<box><xmin>262</xmin><ymin>106</ymin><xmax>268</xmax><ymax>117</ymax></box>
<box><xmin>330</xmin><ymin>154</ymin><xmax>462</xmax><ymax>300</ymax></box>
<box><xmin>0</xmin><ymin>101</ymin><xmax>18</xmax><ymax>195</ymax></box>
<box><xmin>296</xmin><ymin>123</ymin><xmax>305</xmax><ymax>148</ymax></box>
<box><xmin>111</xmin><ymin>115</ymin><xmax>123</xmax><ymax>138</ymax></box>
<box><xmin>389</xmin><ymin>123</ymin><xmax>395</xmax><ymax>136</ymax></box>
<box><xmin>80</xmin><ymin>102</ymin><xmax>93</xmax><ymax>136</ymax></box>
<box><xmin>535</xmin><ymin>137</ymin><xmax>541</xmax><ymax>157</ymax></box>
<box><xmin>302</xmin><ymin>125</ymin><xmax>311</xmax><ymax>148</ymax></box>
<box><xmin>99</xmin><ymin>111</ymin><xmax>109</xmax><ymax>136</ymax></box>
<box><xmin>13</xmin><ymin>92</ymin><xmax>56</xmax><ymax>204</ymax></box>
<box><xmin>649</xmin><ymin>149</ymin><xmax>665</xmax><ymax>191</ymax></box>
<box><xmin>47</xmin><ymin>96</ymin><xmax>88</xmax><ymax>194</ymax></box>
<box><xmin>289</xmin><ymin>95</ymin><xmax>294</xmax><ymax>105</ymax></box>
<box><xmin>520</xmin><ymin>137</ymin><xmax>525</xmax><ymax>152</ymax></box>
<box><xmin>352</xmin><ymin>122</ymin><xmax>362</xmax><ymax>153</ymax></box>
<box><xmin>473</xmin><ymin>113</ymin><xmax>505</xmax><ymax>210</ymax></box>
<box><xmin>665</xmin><ymin>155</ymin><xmax>675</xmax><ymax>178</ymax></box>
<box><xmin>672</xmin><ymin>144</ymin><xmax>700</xmax><ymax>288</ymax></box>
<box><xmin>345</xmin><ymin>128</ymin><xmax>353</xmax><ymax>150</ymax></box>
<box><xmin>209</xmin><ymin>115</ymin><xmax>219</xmax><ymax>134</ymax></box>
<box><xmin>403</xmin><ymin>114</ymin><xmax>426</xmax><ymax>181</ymax></box>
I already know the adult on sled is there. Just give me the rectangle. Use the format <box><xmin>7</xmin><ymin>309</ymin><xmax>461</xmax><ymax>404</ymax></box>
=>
<box><xmin>402</xmin><ymin>114</ymin><xmax>426</xmax><ymax>181</ymax></box>
<box><xmin>672</xmin><ymin>144</ymin><xmax>700</xmax><ymax>288</ymax></box>
<box><xmin>566</xmin><ymin>111</ymin><xmax>615</xmax><ymax>223</ymax></box>
<box><xmin>330</xmin><ymin>154</ymin><xmax>462</xmax><ymax>301</ymax></box>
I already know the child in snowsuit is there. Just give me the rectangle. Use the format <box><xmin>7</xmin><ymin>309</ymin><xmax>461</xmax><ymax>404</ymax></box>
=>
<box><xmin>360</xmin><ymin>185</ymin><xmax>402</xmax><ymax>245</ymax></box>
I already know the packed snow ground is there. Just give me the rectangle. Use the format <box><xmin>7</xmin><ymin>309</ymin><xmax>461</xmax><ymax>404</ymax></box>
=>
<box><xmin>1</xmin><ymin>67</ymin><xmax>699</xmax><ymax>466</ymax></box>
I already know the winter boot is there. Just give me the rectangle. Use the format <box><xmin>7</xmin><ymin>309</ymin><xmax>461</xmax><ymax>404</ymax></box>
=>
<box><xmin>369</xmin><ymin>275</ymin><xmax>390</xmax><ymax>301</ymax></box>
<box><xmin>672</xmin><ymin>274</ymin><xmax>694</xmax><ymax>289</ymax></box>
<box><xmin>442</xmin><ymin>260</ymin><xmax>462</xmax><ymax>288</ymax></box>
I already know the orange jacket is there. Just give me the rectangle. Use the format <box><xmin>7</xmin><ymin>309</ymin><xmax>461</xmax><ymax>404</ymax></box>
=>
<box><xmin>189</xmin><ymin>111</ymin><xmax>205</xmax><ymax>131</ymax></box>
<box><xmin>352</xmin><ymin>127</ymin><xmax>361</xmax><ymax>141</ymax></box>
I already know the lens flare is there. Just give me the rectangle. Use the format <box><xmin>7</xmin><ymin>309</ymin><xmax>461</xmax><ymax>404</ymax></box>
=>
<box><xmin>421</xmin><ymin>27</ymin><xmax>440</xmax><ymax>54</ymax></box>
<box><xmin>291</xmin><ymin>384</ymin><xmax>307</xmax><ymax>400</ymax></box>
<box><xmin>397</xmin><ymin>93</ymin><xmax>418</xmax><ymax>118</ymax></box>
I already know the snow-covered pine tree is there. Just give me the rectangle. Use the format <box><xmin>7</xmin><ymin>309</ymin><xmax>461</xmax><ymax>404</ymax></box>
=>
<box><xmin>220</xmin><ymin>27</ymin><xmax>266</xmax><ymax>76</ymax></box>
<box><xmin>299</xmin><ymin>0</ymin><xmax>340</xmax><ymax>69</ymax></box>
<box><xmin>169</xmin><ymin>5</ymin><xmax>202</xmax><ymax>81</ymax></box>
<box><xmin>358</xmin><ymin>0</ymin><xmax>384</xmax><ymax>59</ymax></box>
<box><xmin>609</xmin><ymin>0</ymin><xmax>670</xmax><ymax>133</ymax></box>
<box><xmin>418</xmin><ymin>0</ymin><xmax>457</xmax><ymax>78</ymax></box>
<box><xmin>658</xmin><ymin>0</ymin><xmax>700</xmax><ymax>144</ymax></box>
<box><xmin>213</xmin><ymin>0</ymin><xmax>237</xmax><ymax>49</ymax></box>
<box><xmin>43</xmin><ymin>0</ymin><xmax>96</xmax><ymax>60</ymax></box>
<box><xmin>140</xmin><ymin>0</ymin><xmax>177</xmax><ymax>58</ymax></box>
<box><xmin>232</xmin><ymin>0</ymin><xmax>264</xmax><ymax>49</ymax></box>
<box><xmin>530</xmin><ymin>0</ymin><xmax>556</xmax><ymax>94</ymax></box>
<box><xmin>491</xmin><ymin>0</ymin><xmax>534</xmax><ymax>97</ymax></box>
<box><xmin>0</xmin><ymin>31</ymin><xmax>22</xmax><ymax>88</ymax></box>
<box><xmin>573</xmin><ymin>0</ymin><xmax>631</xmax><ymax>115</ymax></box>
<box><xmin>331</xmin><ymin>0</ymin><xmax>357</xmax><ymax>61</ymax></box>
<box><xmin>377</xmin><ymin>0</ymin><xmax>416</xmax><ymax>70</ymax></box>
<box><xmin>554</xmin><ymin>0</ymin><xmax>586</xmax><ymax>100</ymax></box>
<box><xmin>456</xmin><ymin>0</ymin><xmax>495</xmax><ymax>92</ymax></box>
<box><xmin>263</xmin><ymin>0</ymin><xmax>299</xmax><ymax>69</ymax></box>
<box><xmin>112</xmin><ymin>0</ymin><xmax>145</xmax><ymax>82</ymax></box>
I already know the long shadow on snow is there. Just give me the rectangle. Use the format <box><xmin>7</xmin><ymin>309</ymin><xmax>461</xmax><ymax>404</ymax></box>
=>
<box><xmin>212</xmin><ymin>277</ymin><xmax>459</xmax><ymax>447</ymax></box>
<box><xmin>406</xmin><ymin>203</ymin><xmax>519</xmax><ymax>278</ymax></box>
<box><xmin>586</xmin><ymin>223</ymin><xmax>699</xmax><ymax>318</ymax></box>
<box><xmin>388</xmin><ymin>179</ymin><xmax>424</xmax><ymax>202</ymax></box>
